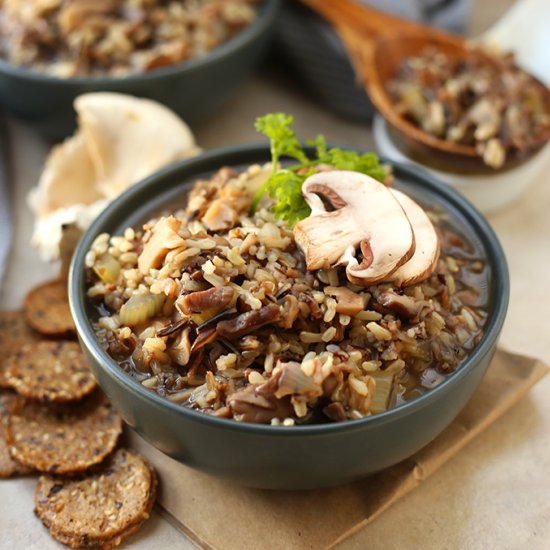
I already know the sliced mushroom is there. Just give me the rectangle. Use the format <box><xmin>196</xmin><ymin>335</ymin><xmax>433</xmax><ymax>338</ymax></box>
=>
<box><xmin>137</xmin><ymin>216</ymin><xmax>185</xmax><ymax>274</ymax></box>
<box><xmin>201</xmin><ymin>199</ymin><xmax>238</xmax><ymax>231</ymax></box>
<box><xmin>273</xmin><ymin>361</ymin><xmax>323</xmax><ymax>399</ymax></box>
<box><xmin>176</xmin><ymin>287</ymin><xmax>234</xmax><ymax>314</ymax></box>
<box><xmin>217</xmin><ymin>305</ymin><xmax>281</xmax><ymax>339</ymax></box>
<box><xmin>293</xmin><ymin>171</ymin><xmax>415</xmax><ymax>286</ymax></box>
<box><xmin>383</xmin><ymin>190</ymin><xmax>440</xmax><ymax>286</ymax></box>
<box><xmin>377</xmin><ymin>291</ymin><xmax>426</xmax><ymax>319</ymax></box>
<box><xmin>168</xmin><ymin>327</ymin><xmax>191</xmax><ymax>367</ymax></box>
<box><xmin>228</xmin><ymin>386</ymin><xmax>293</xmax><ymax>424</ymax></box>
<box><xmin>324</xmin><ymin>286</ymin><xmax>364</xmax><ymax>316</ymax></box>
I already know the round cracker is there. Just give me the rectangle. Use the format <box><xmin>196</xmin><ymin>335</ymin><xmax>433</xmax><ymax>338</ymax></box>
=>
<box><xmin>35</xmin><ymin>449</ymin><xmax>157</xmax><ymax>550</ymax></box>
<box><xmin>5</xmin><ymin>341</ymin><xmax>97</xmax><ymax>403</ymax></box>
<box><xmin>0</xmin><ymin>393</ymin><xmax>34</xmax><ymax>477</ymax></box>
<box><xmin>0</xmin><ymin>422</ymin><xmax>34</xmax><ymax>477</ymax></box>
<box><xmin>24</xmin><ymin>279</ymin><xmax>75</xmax><ymax>337</ymax></box>
<box><xmin>0</xmin><ymin>311</ymin><xmax>41</xmax><ymax>387</ymax></box>
<box><xmin>6</xmin><ymin>392</ymin><xmax>122</xmax><ymax>474</ymax></box>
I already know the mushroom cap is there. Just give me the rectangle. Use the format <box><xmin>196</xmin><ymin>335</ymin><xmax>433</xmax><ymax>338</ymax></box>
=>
<box><xmin>294</xmin><ymin>170</ymin><xmax>415</xmax><ymax>285</ymax></box>
<box><xmin>28</xmin><ymin>92</ymin><xmax>199</xmax><ymax>261</ymax></box>
<box><xmin>75</xmin><ymin>92</ymin><xmax>198</xmax><ymax>198</ymax></box>
<box><xmin>384</xmin><ymin>189</ymin><xmax>441</xmax><ymax>286</ymax></box>
<box><xmin>30</xmin><ymin>201</ymin><xmax>107</xmax><ymax>262</ymax></box>
<box><xmin>28</xmin><ymin>132</ymin><xmax>102</xmax><ymax>218</ymax></box>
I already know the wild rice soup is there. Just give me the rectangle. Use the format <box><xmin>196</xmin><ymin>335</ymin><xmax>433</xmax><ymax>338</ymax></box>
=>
<box><xmin>0</xmin><ymin>0</ymin><xmax>258</xmax><ymax>77</ymax></box>
<box><xmin>87</xmin><ymin>164</ymin><xmax>488</xmax><ymax>425</ymax></box>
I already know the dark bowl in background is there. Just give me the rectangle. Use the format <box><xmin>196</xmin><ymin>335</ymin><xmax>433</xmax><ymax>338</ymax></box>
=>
<box><xmin>69</xmin><ymin>144</ymin><xmax>509</xmax><ymax>490</ymax></box>
<box><xmin>0</xmin><ymin>0</ymin><xmax>280</xmax><ymax>140</ymax></box>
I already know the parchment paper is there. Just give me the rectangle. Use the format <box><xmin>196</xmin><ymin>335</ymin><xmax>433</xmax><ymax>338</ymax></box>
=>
<box><xmin>129</xmin><ymin>348</ymin><xmax>548</xmax><ymax>550</ymax></box>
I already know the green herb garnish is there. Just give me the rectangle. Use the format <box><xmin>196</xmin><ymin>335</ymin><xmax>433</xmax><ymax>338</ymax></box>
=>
<box><xmin>249</xmin><ymin>113</ymin><xmax>387</xmax><ymax>225</ymax></box>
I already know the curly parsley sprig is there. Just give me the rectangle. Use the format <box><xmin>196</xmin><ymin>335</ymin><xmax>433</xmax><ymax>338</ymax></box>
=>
<box><xmin>249</xmin><ymin>113</ymin><xmax>388</xmax><ymax>225</ymax></box>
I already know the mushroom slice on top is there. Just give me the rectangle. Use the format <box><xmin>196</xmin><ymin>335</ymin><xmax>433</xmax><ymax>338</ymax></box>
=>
<box><xmin>384</xmin><ymin>190</ymin><xmax>440</xmax><ymax>286</ymax></box>
<box><xmin>293</xmin><ymin>170</ymin><xmax>415</xmax><ymax>286</ymax></box>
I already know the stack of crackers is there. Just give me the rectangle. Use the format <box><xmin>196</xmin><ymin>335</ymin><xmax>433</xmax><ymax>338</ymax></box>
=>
<box><xmin>0</xmin><ymin>279</ymin><xmax>157</xmax><ymax>549</ymax></box>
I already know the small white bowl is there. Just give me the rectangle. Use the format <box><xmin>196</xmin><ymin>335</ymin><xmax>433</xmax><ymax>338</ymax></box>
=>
<box><xmin>373</xmin><ymin>115</ymin><xmax>550</xmax><ymax>214</ymax></box>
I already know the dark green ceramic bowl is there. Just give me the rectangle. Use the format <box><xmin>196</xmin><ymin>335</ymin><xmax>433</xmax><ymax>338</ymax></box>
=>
<box><xmin>0</xmin><ymin>1</ymin><xmax>279</xmax><ymax>140</ymax></box>
<box><xmin>69</xmin><ymin>144</ymin><xmax>509</xmax><ymax>490</ymax></box>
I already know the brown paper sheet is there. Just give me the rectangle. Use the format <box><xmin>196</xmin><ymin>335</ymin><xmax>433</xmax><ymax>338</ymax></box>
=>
<box><xmin>128</xmin><ymin>348</ymin><xmax>548</xmax><ymax>550</ymax></box>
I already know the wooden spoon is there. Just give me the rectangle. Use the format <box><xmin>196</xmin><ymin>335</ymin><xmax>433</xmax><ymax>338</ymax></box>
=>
<box><xmin>300</xmin><ymin>0</ymin><xmax>550</xmax><ymax>174</ymax></box>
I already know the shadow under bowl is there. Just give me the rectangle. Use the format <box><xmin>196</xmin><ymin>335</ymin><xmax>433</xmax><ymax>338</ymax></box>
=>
<box><xmin>0</xmin><ymin>0</ymin><xmax>280</xmax><ymax>140</ymax></box>
<box><xmin>69</xmin><ymin>144</ymin><xmax>509</xmax><ymax>490</ymax></box>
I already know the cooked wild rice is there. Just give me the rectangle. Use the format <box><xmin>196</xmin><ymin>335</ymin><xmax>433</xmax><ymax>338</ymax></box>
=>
<box><xmin>388</xmin><ymin>46</ymin><xmax>550</xmax><ymax>168</ymax></box>
<box><xmin>0</xmin><ymin>0</ymin><xmax>258</xmax><ymax>77</ymax></box>
<box><xmin>87</xmin><ymin>163</ymin><xmax>488</xmax><ymax>424</ymax></box>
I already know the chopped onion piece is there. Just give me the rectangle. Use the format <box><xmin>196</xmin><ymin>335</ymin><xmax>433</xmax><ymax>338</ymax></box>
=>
<box><xmin>369</xmin><ymin>374</ymin><xmax>394</xmax><ymax>414</ymax></box>
<box><xmin>93</xmin><ymin>253</ymin><xmax>120</xmax><ymax>283</ymax></box>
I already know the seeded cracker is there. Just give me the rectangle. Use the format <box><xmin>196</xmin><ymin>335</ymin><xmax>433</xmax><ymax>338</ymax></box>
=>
<box><xmin>0</xmin><ymin>311</ymin><xmax>41</xmax><ymax>387</ymax></box>
<box><xmin>24</xmin><ymin>279</ymin><xmax>75</xmax><ymax>336</ymax></box>
<box><xmin>0</xmin><ymin>393</ymin><xmax>33</xmax><ymax>477</ymax></box>
<box><xmin>0</xmin><ymin>423</ymin><xmax>30</xmax><ymax>477</ymax></box>
<box><xmin>6</xmin><ymin>391</ymin><xmax>122</xmax><ymax>474</ymax></box>
<box><xmin>5</xmin><ymin>341</ymin><xmax>97</xmax><ymax>402</ymax></box>
<box><xmin>35</xmin><ymin>449</ymin><xmax>157</xmax><ymax>550</ymax></box>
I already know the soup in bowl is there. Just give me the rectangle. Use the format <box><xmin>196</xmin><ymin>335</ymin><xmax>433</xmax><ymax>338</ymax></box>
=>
<box><xmin>69</xmin><ymin>141</ymin><xmax>508</xmax><ymax>489</ymax></box>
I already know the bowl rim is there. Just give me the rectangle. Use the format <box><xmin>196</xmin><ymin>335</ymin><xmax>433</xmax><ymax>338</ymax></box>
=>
<box><xmin>69</xmin><ymin>142</ymin><xmax>510</xmax><ymax>436</ymax></box>
<box><xmin>0</xmin><ymin>0</ymin><xmax>280</xmax><ymax>84</ymax></box>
